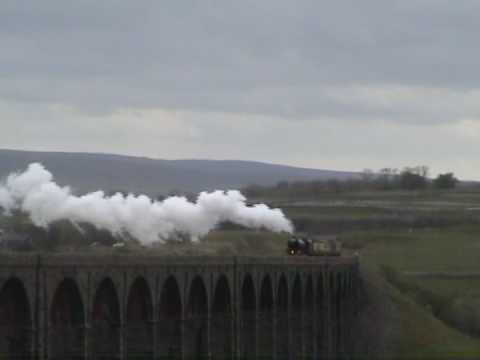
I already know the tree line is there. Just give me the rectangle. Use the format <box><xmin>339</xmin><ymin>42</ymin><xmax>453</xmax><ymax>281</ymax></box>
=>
<box><xmin>244</xmin><ymin>166</ymin><xmax>461</xmax><ymax>198</ymax></box>
<box><xmin>361</xmin><ymin>166</ymin><xmax>458</xmax><ymax>191</ymax></box>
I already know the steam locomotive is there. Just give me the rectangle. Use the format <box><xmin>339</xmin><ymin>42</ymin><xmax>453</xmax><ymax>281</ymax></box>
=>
<box><xmin>287</xmin><ymin>235</ymin><xmax>342</xmax><ymax>256</ymax></box>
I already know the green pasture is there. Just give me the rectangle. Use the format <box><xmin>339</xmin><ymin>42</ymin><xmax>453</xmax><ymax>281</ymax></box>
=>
<box><xmin>279</xmin><ymin>192</ymin><xmax>480</xmax><ymax>359</ymax></box>
<box><xmin>341</xmin><ymin>225</ymin><xmax>480</xmax><ymax>272</ymax></box>
<box><xmin>262</xmin><ymin>188</ymin><xmax>480</xmax><ymax>207</ymax></box>
<box><xmin>388</xmin><ymin>285</ymin><xmax>480</xmax><ymax>359</ymax></box>
<box><xmin>409</xmin><ymin>278</ymin><xmax>480</xmax><ymax>299</ymax></box>
<box><xmin>339</xmin><ymin>224</ymin><xmax>480</xmax><ymax>358</ymax></box>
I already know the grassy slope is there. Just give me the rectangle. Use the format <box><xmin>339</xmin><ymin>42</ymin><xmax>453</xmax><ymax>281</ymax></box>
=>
<box><xmin>271</xmin><ymin>189</ymin><xmax>480</xmax><ymax>359</ymax></box>
<box><xmin>340</xmin><ymin>224</ymin><xmax>480</xmax><ymax>358</ymax></box>
<box><xmin>409</xmin><ymin>278</ymin><xmax>480</xmax><ymax>299</ymax></box>
<box><xmin>390</xmin><ymin>284</ymin><xmax>480</xmax><ymax>359</ymax></box>
<box><xmin>341</xmin><ymin>226</ymin><xmax>480</xmax><ymax>272</ymax></box>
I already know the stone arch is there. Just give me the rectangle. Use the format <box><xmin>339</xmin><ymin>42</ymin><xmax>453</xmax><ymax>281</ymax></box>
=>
<box><xmin>211</xmin><ymin>275</ymin><xmax>232</xmax><ymax>359</ymax></box>
<box><xmin>185</xmin><ymin>276</ymin><xmax>208</xmax><ymax>359</ymax></box>
<box><xmin>304</xmin><ymin>275</ymin><xmax>314</xmax><ymax>357</ymax></box>
<box><xmin>240</xmin><ymin>273</ymin><xmax>256</xmax><ymax>359</ymax></box>
<box><xmin>316</xmin><ymin>273</ymin><xmax>326</xmax><ymax>356</ymax></box>
<box><xmin>158</xmin><ymin>276</ymin><xmax>182</xmax><ymax>359</ymax></box>
<box><xmin>126</xmin><ymin>277</ymin><xmax>153</xmax><ymax>359</ymax></box>
<box><xmin>276</xmin><ymin>274</ymin><xmax>289</xmax><ymax>360</ymax></box>
<box><xmin>0</xmin><ymin>278</ymin><xmax>32</xmax><ymax>359</ymax></box>
<box><xmin>258</xmin><ymin>274</ymin><xmax>273</xmax><ymax>358</ymax></box>
<box><xmin>49</xmin><ymin>278</ymin><xmax>85</xmax><ymax>359</ymax></box>
<box><xmin>343</xmin><ymin>271</ymin><xmax>354</xmax><ymax>355</ymax></box>
<box><xmin>335</xmin><ymin>272</ymin><xmax>344</xmax><ymax>357</ymax></box>
<box><xmin>91</xmin><ymin>278</ymin><xmax>121</xmax><ymax>359</ymax></box>
<box><xmin>291</xmin><ymin>274</ymin><xmax>302</xmax><ymax>358</ymax></box>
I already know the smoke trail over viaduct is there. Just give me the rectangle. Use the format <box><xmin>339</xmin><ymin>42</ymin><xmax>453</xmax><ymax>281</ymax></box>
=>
<box><xmin>0</xmin><ymin>254</ymin><xmax>358</xmax><ymax>359</ymax></box>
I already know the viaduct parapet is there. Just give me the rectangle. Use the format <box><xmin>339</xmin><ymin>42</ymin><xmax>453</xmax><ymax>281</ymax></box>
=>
<box><xmin>0</xmin><ymin>254</ymin><xmax>359</xmax><ymax>359</ymax></box>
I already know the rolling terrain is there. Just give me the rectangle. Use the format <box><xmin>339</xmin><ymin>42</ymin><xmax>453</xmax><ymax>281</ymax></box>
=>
<box><xmin>2</xmin><ymin>149</ymin><xmax>480</xmax><ymax>358</ymax></box>
<box><xmin>0</xmin><ymin>149</ymin><xmax>356</xmax><ymax>195</ymax></box>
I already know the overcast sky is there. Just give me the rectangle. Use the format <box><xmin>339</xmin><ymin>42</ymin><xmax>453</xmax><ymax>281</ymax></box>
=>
<box><xmin>2</xmin><ymin>0</ymin><xmax>480</xmax><ymax>179</ymax></box>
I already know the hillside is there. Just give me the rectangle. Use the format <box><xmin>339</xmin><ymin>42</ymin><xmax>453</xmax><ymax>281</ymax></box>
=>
<box><xmin>0</xmin><ymin>149</ymin><xmax>356</xmax><ymax>195</ymax></box>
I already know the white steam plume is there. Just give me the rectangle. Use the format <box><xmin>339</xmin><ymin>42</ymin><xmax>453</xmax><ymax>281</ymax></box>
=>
<box><xmin>0</xmin><ymin>163</ymin><xmax>294</xmax><ymax>244</ymax></box>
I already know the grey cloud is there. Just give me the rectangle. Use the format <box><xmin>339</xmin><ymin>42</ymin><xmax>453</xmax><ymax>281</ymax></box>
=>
<box><xmin>2</xmin><ymin>0</ymin><xmax>480</xmax><ymax>120</ymax></box>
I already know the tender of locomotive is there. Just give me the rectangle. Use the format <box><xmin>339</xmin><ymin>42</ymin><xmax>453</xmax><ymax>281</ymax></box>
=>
<box><xmin>287</xmin><ymin>235</ymin><xmax>342</xmax><ymax>256</ymax></box>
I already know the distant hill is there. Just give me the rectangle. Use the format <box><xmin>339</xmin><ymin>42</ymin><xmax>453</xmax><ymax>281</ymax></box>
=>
<box><xmin>0</xmin><ymin>149</ymin><xmax>357</xmax><ymax>196</ymax></box>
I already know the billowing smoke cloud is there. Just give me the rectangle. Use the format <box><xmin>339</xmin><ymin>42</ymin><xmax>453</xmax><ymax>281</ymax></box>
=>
<box><xmin>0</xmin><ymin>163</ymin><xmax>293</xmax><ymax>244</ymax></box>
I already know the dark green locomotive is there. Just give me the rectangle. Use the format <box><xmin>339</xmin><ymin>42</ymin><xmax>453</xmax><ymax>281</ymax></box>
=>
<box><xmin>287</xmin><ymin>235</ymin><xmax>342</xmax><ymax>256</ymax></box>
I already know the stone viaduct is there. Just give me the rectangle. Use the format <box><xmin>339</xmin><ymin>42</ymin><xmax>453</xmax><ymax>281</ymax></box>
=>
<box><xmin>0</xmin><ymin>254</ymin><xmax>359</xmax><ymax>359</ymax></box>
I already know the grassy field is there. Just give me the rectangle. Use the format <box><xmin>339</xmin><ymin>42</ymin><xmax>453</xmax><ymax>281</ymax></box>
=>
<box><xmin>300</xmin><ymin>191</ymin><xmax>480</xmax><ymax>359</ymax></box>
<box><xmin>387</xmin><ymin>287</ymin><xmax>480</xmax><ymax>359</ymax></box>
<box><xmin>2</xmin><ymin>188</ymin><xmax>480</xmax><ymax>358</ymax></box>
<box><xmin>266</xmin><ymin>189</ymin><xmax>480</xmax><ymax>205</ymax></box>
<box><xmin>341</xmin><ymin>225</ymin><xmax>480</xmax><ymax>272</ymax></box>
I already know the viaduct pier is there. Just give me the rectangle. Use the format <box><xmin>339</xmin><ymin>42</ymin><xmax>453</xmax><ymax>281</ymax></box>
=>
<box><xmin>0</xmin><ymin>254</ymin><xmax>359</xmax><ymax>359</ymax></box>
